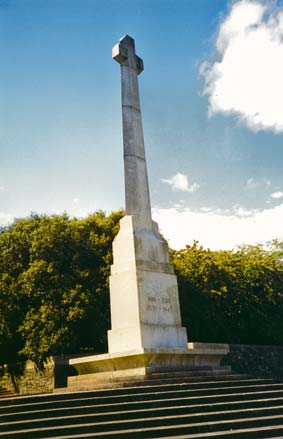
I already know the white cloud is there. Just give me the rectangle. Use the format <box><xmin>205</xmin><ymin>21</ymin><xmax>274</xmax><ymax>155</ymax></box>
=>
<box><xmin>0</xmin><ymin>186</ymin><xmax>7</xmax><ymax>193</ymax></box>
<box><xmin>162</xmin><ymin>173</ymin><xmax>200</xmax><ymax>193</ymax></box>
<box><xmin>271</xmin><ymin>191</ymin><xmax>283</xmax><ymax>199</ymax></box>
<box><xmin>152</xmin><ymin>204</ymin><xmax>283</xmax><ymax>250</ymax></box>
<box><xmin>200</xmin><ymin>0</ymin><xmax>283</xmax><ymax>133</ymax></box>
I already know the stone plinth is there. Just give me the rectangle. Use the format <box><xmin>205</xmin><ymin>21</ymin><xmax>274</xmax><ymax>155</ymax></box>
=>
<box><xmin>107</xmin><ymin>215</ymin><xmax>188</xmax><ymax>353</ymax></box>
<box><xmin>68</xmin><ymin>343</ymin><xmax>229</xmax><ymax>390</ymax></box>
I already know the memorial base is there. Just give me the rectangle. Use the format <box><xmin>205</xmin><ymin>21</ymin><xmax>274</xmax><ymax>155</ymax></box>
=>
<box><xmin>108</xmin><ymin>215</ymin><xmax>188</xmax><ymax>352</ymax></box>
<box><xmin>68</xmin><ymin>343</ymin><xmax>230</xmax><ymax>391</ymax></box>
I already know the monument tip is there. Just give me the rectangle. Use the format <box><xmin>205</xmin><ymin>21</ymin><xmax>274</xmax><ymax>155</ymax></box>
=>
<box><xmin>119</xmin><ymin>35</ymin><xmax>135</xmax><ymax>45</ymax></box>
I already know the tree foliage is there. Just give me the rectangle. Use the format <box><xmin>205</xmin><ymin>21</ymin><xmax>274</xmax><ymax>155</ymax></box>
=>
<box><xmin>0</xmin><ymin>212</ymin><xmax>283</xmax><ymax>366</ymax></box>
<box><xmin>0</xmin><ymin>211</ymin><xmax>123</xmax><ymax>365</ymax></box>
<box><xmin>171</xmin><ymin>241</ymin><xmax>283</xmax><ymax>345</ymax></box>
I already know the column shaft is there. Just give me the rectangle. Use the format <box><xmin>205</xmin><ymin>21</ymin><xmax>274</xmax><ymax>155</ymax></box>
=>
<box><xmin>120</xmin><ymin>62</ymin><xmax>152</xmax><ymax>229</ymax></box>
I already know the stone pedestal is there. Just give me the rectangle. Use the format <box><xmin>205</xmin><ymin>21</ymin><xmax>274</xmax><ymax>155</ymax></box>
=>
<box><xmin>68</xmin><ymin>344</ymin><xmax>230</xmax><ymax>390</ymax></box>
<box><xmin>107</xmin><ymin>215</ymin><xmax>188</xmax><ymax>353</ymax></box>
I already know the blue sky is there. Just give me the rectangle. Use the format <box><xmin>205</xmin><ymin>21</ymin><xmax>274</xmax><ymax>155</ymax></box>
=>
<box><xmin>1</xmin><ymin>0</ymin><xmax>283</xmax><ymax>249</ymax></box>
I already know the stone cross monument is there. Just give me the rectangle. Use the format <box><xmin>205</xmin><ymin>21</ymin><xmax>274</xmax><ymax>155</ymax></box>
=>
<box><xmin>108</xmin><ymin>34</ymin><xmax>188</xmax><ymax>353</ymax></box>
<box><xmin>68</xmin><ymin>36</ymin><xmax>229</xmax><ymax>387</ymax></box>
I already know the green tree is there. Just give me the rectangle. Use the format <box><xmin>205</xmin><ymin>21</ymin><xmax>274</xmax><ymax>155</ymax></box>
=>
<box><xmin>0</xmin><ymin>211</ymin><xmax>123</xmax><ymax>365</ymax></box>
<box><xmin>171</xmin><ymin>241</ymin><xmax>283</xmax><ymax>345</ymax></box>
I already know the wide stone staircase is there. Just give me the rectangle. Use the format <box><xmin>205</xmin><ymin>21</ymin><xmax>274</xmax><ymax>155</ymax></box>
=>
<box><xmin>1</xmin><ymin>370</ymin><xmax>283</xmax><ymax>438</ymax></box>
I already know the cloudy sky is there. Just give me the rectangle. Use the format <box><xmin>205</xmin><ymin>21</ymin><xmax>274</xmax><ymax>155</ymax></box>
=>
<box><xmin>1</xmin><ymin>0</ymin><xmax>283</xmax><ymax>250</ymax></box>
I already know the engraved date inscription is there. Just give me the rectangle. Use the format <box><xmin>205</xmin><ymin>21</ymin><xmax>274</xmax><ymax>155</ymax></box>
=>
<box><xmin>146</xmin><ymin>296</ymin><xmax>172</xmax><ymax>313</ymax></box>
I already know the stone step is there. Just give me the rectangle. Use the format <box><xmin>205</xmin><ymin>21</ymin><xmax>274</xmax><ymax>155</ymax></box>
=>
<box><xmin>66</xmin><ymin>368</ymin><xmax>233</xmax><ymax>390</ymax></box>
<box><xmin>65</xmin><ymin>375</ymin><xmax>253</xmax><ymax>390</ymax></box>
<box><xmin>137</xmin><ymin>425</ymin><xmax>283</xmax><ymax>438</ymax></box>
<box><xmin>1</xmin><ymin>385</ymin><xmax>283</xmax><ymax>415</ymax></box>
<box><xmin>2</xmin><ymin>404</ymin><xmax>283</xmax><ymax>433</ymax></box>
<box><xmin>1</xmin><ymin>374</ymin><xmax>283</xmax><ymax>438</ymax></box>
<box><xmin>60</xmin><ymin>376</ymin><xmax>273</xmax><ymax>392</ymax></box>
<box><xmin>2</xmin><ymin>395</ymin><xmax>283</xmax><ymax>424</ymax></box>
<box><xmin>65</xmin><ymin>373</ymin><xmax>252</xmax><ymax>391</ymax></box>
<box><xmin>9</xmin><ymin>428</ymin><xmax>281</xmax><ymax>439</ymax></box>
<box><xmin>0</xmin><ymin>377</ymin><xmax>274</xmax><ymax>411</ymax></box>
<box><xmin>3</xmin><ymin>394</ymin><xmax>283</xmax><ymax>426</ymax></box>
<box><xmin>0</xmin><ymin>376</ymin><xmax>271</xmax><ymax>408</ymax></box>
<box><xmin>2</xmin><ymin>413</ymin><xmax>283</xmax><ymax>438</ymax></box>
<box><xmin>37</xmin><ymin>425</ymin><xmax>283</xmax><ymax>439</ymax></box>
<box><xmin>148</xmin><ymin>367</ymin><xmax>232</xmax><ymax>378</ymax></box>
<box><xmin>1</xmin><ymin>393</ymin><xmax>282</xmax><ymax>424</ymax></box>
<box><xmin>65</xmin><ymin>374</ymin><xmax>250</xmax><ymax>393</ymax></box>
<box><xmin>60</xmin><ymin>380</ymin><xmax>282</xmax><ymax>399</ymax></box>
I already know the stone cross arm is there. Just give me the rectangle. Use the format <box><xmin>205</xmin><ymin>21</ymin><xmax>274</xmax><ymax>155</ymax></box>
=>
<box><xmin>112</xmin><ymin>35</ymin><xmax>144</xmax><ymax>75</ymax></box>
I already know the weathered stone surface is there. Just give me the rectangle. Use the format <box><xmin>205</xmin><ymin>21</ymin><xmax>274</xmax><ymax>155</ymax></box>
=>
<box><xmin>69</xmin><ymin>343</ymin><xmax>230</xmax><ymax>389</ymax></box>
<box><xmin>108</xmin><ymin>215</ymin><xmax>188</xmax><ymax>352</ymax></box>
<box><xmin>0</xmin><ymin>359</ymin><xmax>54</xmax><ymax>395</ymax></box>
<box><xmin>113</xmin><ymin>35</ymin><xmax>152</xmax><ymax>230</ymax></box>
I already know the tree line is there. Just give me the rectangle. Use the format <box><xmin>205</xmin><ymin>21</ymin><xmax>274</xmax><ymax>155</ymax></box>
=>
<box><xmin>0</xmin><ymin>211</ymin><xmax>282</xmax><ymax>366</ymax></box>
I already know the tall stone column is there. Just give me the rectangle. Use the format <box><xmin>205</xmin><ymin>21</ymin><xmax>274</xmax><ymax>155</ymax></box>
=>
<box><xmin>107</xmin><ymin>35</ymin><xmax>188</xmax><ymax>353</ymax></box>
<box><xmin>113</xmin><ymin>35</ymin><xmax>152</xmax><ymax>230</ymax></box>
